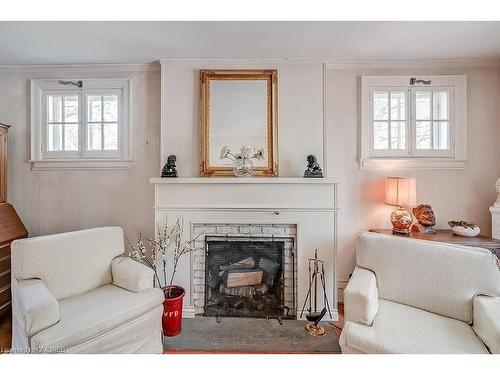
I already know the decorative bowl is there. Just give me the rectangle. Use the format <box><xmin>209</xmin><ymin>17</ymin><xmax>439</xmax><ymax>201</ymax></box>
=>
<box><xmin>449</xmin><ymin>220</ymin><xmax>480</xmax><ymax>237</ymax></box>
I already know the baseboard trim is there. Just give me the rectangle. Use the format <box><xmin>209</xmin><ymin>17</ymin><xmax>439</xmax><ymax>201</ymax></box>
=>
<box><xmin>338</xmin><ymin>278</ymin><xmax>349</xmax><ymax>303</ymax></box>
<box><xmin>183</xmin><ymin>306</ymin><xmax>196</xmax><ymax>318</ymax></box>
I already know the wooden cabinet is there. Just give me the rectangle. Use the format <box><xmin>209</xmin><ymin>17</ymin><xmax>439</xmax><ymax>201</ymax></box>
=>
<box><xmin>0</xmin><ymin>124</ymin><xmax>8</xmax><ymax>204</ymax></box>
<box><xmin>0</xmin><ymin>123</ymin><xmax>28</xmax><ymax>317</ymax></box>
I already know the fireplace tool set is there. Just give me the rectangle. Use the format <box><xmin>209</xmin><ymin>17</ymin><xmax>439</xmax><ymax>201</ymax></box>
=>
<box><xmin>300</xmin><ymin>249</ymin><xmax>332</xmax><ymax>337</ymax></box>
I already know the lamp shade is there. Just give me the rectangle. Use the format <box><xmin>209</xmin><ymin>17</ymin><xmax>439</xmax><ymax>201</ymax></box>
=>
<box><xmin>385</xmin><ymin>177</ymin><xmax>416</xmax><ymax>207</ymax></box>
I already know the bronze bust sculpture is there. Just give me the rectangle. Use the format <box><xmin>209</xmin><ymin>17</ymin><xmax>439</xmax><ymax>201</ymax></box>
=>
<box><xmin>161</xmin><ymin>155</ymin><xmax>178</xmax><ymax>178</ymax></box>
<box><xmin>304</xmin><ymin>154</ymin><xmax>323</xmax><ymax>178</ymax></box>
<box><xmin>411</xmin><ymin>204</ymin><xmax>436</xmax><ymax>233</ymax></box>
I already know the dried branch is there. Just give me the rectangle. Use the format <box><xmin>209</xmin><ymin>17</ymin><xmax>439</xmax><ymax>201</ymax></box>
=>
<box><xmin>125</xmin><ymin>218</ymin><xmax>204</xmax><ymax>296</ymax></box>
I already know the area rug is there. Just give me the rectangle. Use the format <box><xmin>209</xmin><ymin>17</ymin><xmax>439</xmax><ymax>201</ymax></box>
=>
<box><xmin>163</xmin><ymin>317</ymin><xmax>341</xmax><ymax>354</ymax></box>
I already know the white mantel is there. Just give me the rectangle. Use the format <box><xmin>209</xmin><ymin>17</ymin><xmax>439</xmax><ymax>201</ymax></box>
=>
<box><xmin>150</xmin><ymin>177</ymin><xmax>338</xmax><ymax>184</ymax></box>
<box><xmin>151</xmin><ymin>177</ymin><xmax>339</xmax><ymax>209</ymax></box>
<box><xmin>151</xmin><ymin>177</ymin><xmax>339</xmax><ymax>320</ymax></box>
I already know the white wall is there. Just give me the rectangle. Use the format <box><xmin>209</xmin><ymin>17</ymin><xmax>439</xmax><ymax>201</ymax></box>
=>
<box><xmin>0</xmin><ymin>64</ymin><xmax>160</xmax><ymax>242</ymax></box>
<box><xmin>326</xmin><ymin>64</ymin><xmax>500</xmax><ymax>286</ymax></box>
<box><xmin>1</xmin><ymin>60</ymin><xmax>499</xmax><ymax>294</ymax></box>
<box><xmin>160</xmin><ymin>59</ymin><xmax>325</xmax><ymax>176</ymax></box>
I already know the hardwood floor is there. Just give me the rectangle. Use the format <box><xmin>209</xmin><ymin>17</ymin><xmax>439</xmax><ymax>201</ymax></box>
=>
<box><xmin>0</xmin><ymin>304</ymin><xmax>344</xmax><ymax>354</ymax></box>
<box><xmin>0</xmin><ymin>310</ymin><xmax>11</xmax><ymax>353</ymax></box>
<box><xmin>329</xmin><ymin>303</ymin><xmax>344</xmax><ymax>337</ymax></box>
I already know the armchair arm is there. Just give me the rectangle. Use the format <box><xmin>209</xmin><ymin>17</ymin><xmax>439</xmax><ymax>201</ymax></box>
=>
<box><xmin>344</xmin><ymin>266</ymin><xmax>379</xmax><ymax>326</ymax></box>
<box><xmin>16</xmin><ymin>279</ymin><xmax>60</xmax><ymax>337</ymax></box>
<box><xmin>473</xmin><ymin>295</ymin><xmax>500</xmax><ymax>353</ymax></box>
<box><xmin>111</xmin><ymin>257</ymin><xmax>155</xmax><ymax>292</ymax></box>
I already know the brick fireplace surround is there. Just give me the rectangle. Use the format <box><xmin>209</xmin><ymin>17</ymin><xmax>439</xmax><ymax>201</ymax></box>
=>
<box><xmin>192</xmin><ymin>223</ymin><xmax>297</xmax><ymax>315</ymax></box>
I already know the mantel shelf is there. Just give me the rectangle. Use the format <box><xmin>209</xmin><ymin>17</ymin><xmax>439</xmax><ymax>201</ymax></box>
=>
<box><xmin>150</xmin><ymin>177</ymin><xmax>339</xmax><ymax>185</ymax></box>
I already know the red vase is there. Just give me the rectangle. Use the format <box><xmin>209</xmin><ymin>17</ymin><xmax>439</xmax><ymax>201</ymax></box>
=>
<box><xmin>162</xmin><ymin>285</ymin><xmax>185</xmax><ymax>337</ymax></box>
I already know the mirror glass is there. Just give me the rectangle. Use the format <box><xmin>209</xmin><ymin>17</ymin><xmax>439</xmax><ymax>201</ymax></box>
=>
<box><xmin>200</xmin><ymin>70</ymin><xmax>278</xmax><ymax>176</ymax></box>
<box><xmin>209</xmin><ymin>80</ymin><xmax>268</xmax><ymax>167</ymax></box>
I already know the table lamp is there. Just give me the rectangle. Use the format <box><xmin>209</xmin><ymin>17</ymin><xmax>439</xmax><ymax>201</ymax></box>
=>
<box><xmin>385</xmin><ymin>177</ymin><xmax>416</xmax><ymax>234</ymax></box>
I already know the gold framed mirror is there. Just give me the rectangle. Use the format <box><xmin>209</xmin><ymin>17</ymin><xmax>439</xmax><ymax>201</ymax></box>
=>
<box><xmin>199</xmin><ymin>69</ymin><xmax>278</xmax><ymax>176</ymax></box>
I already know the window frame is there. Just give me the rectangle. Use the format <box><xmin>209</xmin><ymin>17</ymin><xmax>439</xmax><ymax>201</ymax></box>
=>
<box><xmin>42</xmin><ymin>90</ymin><xmax>82</xmax><ymax>159</ymax></box>
<box><xmin>411</xmin><ymin>86</ymin><xmax>454</xmax><ymax>158</ymax></box>
<box><xmin>30</xmin><ymin>78</ymin><xmax>131</xmax><ymax>170</ymax></box>
<box><xmin>82</xmin><ymin>88</ymin><xmax>123</xmax><ymax>159</ymax></box>
<box><xmin>360</xmin><ymin>75</ymin><xmax>467</xmax><ymax>169</ymax></box>
<box><xmin>369</xmin><ymin>86</ymin><xmax>410</xmax><ymax>158</ymax></box>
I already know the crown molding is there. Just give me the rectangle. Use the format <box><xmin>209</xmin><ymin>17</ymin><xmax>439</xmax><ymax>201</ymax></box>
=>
<box><xmin>158</xmin><ymin>57</ymin><xmax>324</xmax><ymax>65</ymax></box>
<box><xmin>158</xmin><ymin>57</ymin><xmax>500</xmax><ymax>69</ymax></box>
<box><xmin>0</xmin><ymin>63</ymin><xmax>160</xmax><ymax>73</ymax></box>
<box><xmin>2</xmin><ymin>58</ymin><xmax>498</xmax><ymax>72</ymax></box>
<box><xmin>325</xmin><ymin>59</ymin><xmax>500</xmax><ymax>70</ymax></box>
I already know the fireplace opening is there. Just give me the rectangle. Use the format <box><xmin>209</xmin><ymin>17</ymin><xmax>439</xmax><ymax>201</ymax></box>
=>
<box><xmin>204</xmin><ymin>237</ymin><xmax>295</xmax><ymax>319</ymax></box>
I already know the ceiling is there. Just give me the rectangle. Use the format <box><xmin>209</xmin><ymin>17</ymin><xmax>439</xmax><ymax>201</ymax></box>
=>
<box><xmin>1</xmin><ymin>21</ymin><xmax>500</xmax><ymax>65</ymax></box>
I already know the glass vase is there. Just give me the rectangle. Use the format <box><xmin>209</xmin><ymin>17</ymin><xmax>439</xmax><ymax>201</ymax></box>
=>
<box><xmin>232</xmin><ymin>158</ymin><xmax>254</xmax><ymax>177</ymax></box>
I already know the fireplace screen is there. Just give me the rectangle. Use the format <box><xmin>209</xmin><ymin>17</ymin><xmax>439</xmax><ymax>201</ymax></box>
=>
<box><xmin>204</xmin><ymin>237</ymin><xmax>295</xmax><ymax>319</ymax></box>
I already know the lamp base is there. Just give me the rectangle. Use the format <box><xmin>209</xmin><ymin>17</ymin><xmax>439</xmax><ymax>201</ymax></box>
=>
<box><xmin>392</xmin><ymin>228</ymin><xmax>411</xmax><ymax>235</ymax></box>
<box><xmin>390</xmin><ymin>207</ymin><xmax>413</xmax><ymax>235</ymax></box>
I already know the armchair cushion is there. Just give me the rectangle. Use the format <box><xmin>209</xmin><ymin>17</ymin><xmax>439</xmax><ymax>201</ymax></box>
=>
<box><xmin>111</xmin><ymin>257</ymin><xmax>155</xmax><ymax>293</ymax></box>
<box><xmin>344</xmin><ymin>266</ymin><xmax>379</xmax><ymax>325</ymax></box>
<box><xmin>473</xmin><ymin>295</ymin><xmax>500</xmax><ymax>353</ymax></box>
<box><xmin>17</xmin><ymin>279</ymin><xmax>60</xmax><ymax>337</ymax></box>
<box><xmin>341</xmin><ymin>299</ymin><xmax>489</xmax><ymax>354</ymax></box>
<box><xmin>30</xmin><ymin>284</ymin><xmax>163</xmax><ymax>350</ymax></box>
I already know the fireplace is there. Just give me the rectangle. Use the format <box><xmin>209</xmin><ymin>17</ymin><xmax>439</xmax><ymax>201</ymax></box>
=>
<box><xmin>202</xmin><ymin>234</ymin><xmax>296</xmax><ymax>319</ymax></box>
<box><xmin>152</xmin><ymin>177</ymin><xmax>339</xmax><ymax>321</ymax></box>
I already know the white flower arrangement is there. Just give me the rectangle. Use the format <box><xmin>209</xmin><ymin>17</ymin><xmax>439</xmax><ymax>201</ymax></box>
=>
<box><xmin>126</xmin><ymin>217</ymin><xmax>202</xmax><ymax>297</ymax></box>
<box><xmin>220</xmin><ymin>145</ymin><xmax>265</xmax><ymax>161</ymax></box>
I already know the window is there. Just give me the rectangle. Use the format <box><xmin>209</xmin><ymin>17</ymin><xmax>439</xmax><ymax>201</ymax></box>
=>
<box><xmin>371</xmin><ymin>89</ymin><xmax>408</xmax><ymax>156</ymax></box>
<box><xmin>413</xmin><ymin>89</ymin><xmax>451</xmax><ymax>154</ymax></box>
<box><xmin>31</xmin><ymin>79</ymin><xmax>131</xmax><ymax>170</ymax></box>
<box><xmin>360</xmin><ymin>75</ymin><xmax>467</xmax><ymax>169</ymax></box>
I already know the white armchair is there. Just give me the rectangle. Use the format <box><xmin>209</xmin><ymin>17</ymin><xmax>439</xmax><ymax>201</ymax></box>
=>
<box><xmin>340</xmin><ymin>232</ymin><xmax>500</xmax><ymax>354</ymax></box>
<box><xmin>472</xmin><ymin>295</ymin><xmax>500</xmax><ymax>353</ymax></box>
<box><xmin>10</xmin><ymin>227</ymin><xmax>164</xmax><ymax>354</ymax></box>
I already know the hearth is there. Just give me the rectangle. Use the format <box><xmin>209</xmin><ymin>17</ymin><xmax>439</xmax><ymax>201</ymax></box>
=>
<box><xmin>204</xmin><ymin>237</ymin><xmax>296</xmax><ymax>319</ymax></box>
